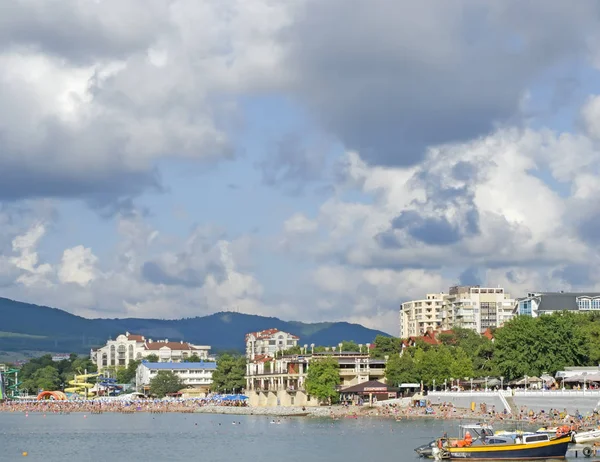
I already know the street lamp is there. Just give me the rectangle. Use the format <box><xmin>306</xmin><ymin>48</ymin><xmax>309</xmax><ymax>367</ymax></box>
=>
<box><xmin>339</xmin><ymin>342</ymin><xmax>343</xmax><ymax>354</ymax></box>
<box><xmin>310</xmin><ymin>343</ymin><xmax>315</xmax><ymax>355</ymax></box>
<box><xmin>500</xmin><ymin>376</ymin><xmax>504</xmax><ymax>390</ymax></box>
<box><xmin>359</xmin><ymin>344</ymin><xmax>363</xmax><ymax>354</ymax></box>
<box><xmin>450</xmin><ymin>377</ymin><xmax>454</xmax><ymax>390</ymax></box>
<box><xmin>303</xmin><ymin>344</ymin><xmax>308</xmax><ymax>355</ymax></box>
<box><xmin>444</xmin><ymin>379</ymin><xmax>447</xmax><ymax>392</ymax></box>
<box><xmin>524</xmin><ymin>375</ymin><xmax>528</xmax><ymax>391</ymax></box>
<box><xmin>433</xmin><ymin>379</ymin><xmax>436</xmax><ymax>392</ymax></box>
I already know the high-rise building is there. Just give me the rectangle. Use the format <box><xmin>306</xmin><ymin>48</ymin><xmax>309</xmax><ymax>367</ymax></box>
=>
<box><xmin>399</xmin><ymin>286</ymin><xmax>514</xmax><ymax>338</ymax></box>
<box><xmin>399</xmin><ymin>293</ymin><xmax>446</xmax><ymax>338</ymax></box>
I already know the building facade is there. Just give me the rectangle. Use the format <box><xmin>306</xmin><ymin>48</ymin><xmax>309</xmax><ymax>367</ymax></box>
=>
<box><xmin>135</xmin><ymin>361</ymin><xmax>216</xmax><ymax>393</ymax></box>
<box><xmin>399</xmin><ymin>293</ymin><xmax>445</xmax><ymax>338</ymax></box>
<box><xmin>245</xmin><ymin>328</ymin><xmax>299</xmax><ymax>360</ymax></box>
<box><xmin>514</xmin><ymin>292</ymin><xmax>600</xmax><ymax>317</ymax></box>
<box><xmin>91</xmin><ymin>332</ymin><xmax>211</xmax><ymax>371</ymax></box>
<box><xmin>400</xmin><ymin>286</ymin><xmax>514</xmax><ymax>337</ymax></box>
<box><xmin>245</xmin><ymin>351</ymin><xmax>386</xmax><ymax>407</ymax></box>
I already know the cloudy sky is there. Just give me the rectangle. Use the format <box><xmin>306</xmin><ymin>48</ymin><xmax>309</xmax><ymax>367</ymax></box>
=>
<box><xmin>2</xmin><ymin>1</ymin><xmax>600</xmax><ymax>334</ymax></box>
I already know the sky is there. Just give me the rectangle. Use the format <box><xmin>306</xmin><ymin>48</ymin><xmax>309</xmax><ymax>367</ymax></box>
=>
<box><xmin>2</xmin><ymin>1</ymin><xmax>600</xmax><ymax>334</ymax></box>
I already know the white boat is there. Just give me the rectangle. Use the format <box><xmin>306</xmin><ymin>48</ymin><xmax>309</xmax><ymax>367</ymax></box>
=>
<box><xmin>574</xmin><ymin>428</ymin><xmax>600</xmax><ymax>444</ymax></box>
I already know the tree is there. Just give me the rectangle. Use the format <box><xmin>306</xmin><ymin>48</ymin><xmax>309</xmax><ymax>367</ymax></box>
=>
<box><xmin>305</xmin><ymin>357</ymin><xmax>340</xmax><ymax>403</ymax></box>
<box><xmin>211</xmin><ymin>354</ymin><xmax>246</xmax><ymax>393</ymax></box>
<box><xmin>385</xmin><ymin>353</ymin><xmax>418</xmax><ymax>386</ymax></box>
<box><xmin>450</xmin><ymin>347</ymin><xmax>474</xmax><ymax>379</ymax></box>
<box><xmin>415</xmin><ymin>346</ymin><xmax>452</xmax><ymax>386</ymax></box>
<box><xmin>186</xmin><ymin>354</ymin><xmax>202</xmax><ymax>363</ymax></box>
<box><xmin>493</xmin><ymin>312</ymin><xmax>588</xmax><ymax>379</ymax></box>
<box><xmin>145</xmin><ymin>354</ymin><xmax>159</xmax><ymax>363</ymax></box>
<box><xmin>149</xmin><ymin>371</ymin><xmax>184</xmax><ymax>398</ymax></box>
<box><xmin>281</xmin><ymin>345</ymin><xmax>302</xmax><ymax>355</ymax></box>
<box><xmin>339</xmin><ymin>340</ymin><xmax>360</xmax><ymax>352</ymax></box>
<box><xmin>33</xmin><ymin>366</ymin><xmax>61</xmax><ymax>391</ymax></box>
<box><xmin>370</xmin><ymin>335</ymin><xmax>401</xmax><ymax>358</ymax></box>
<box><xmin>116</xmin><ymin>360</ymin><xmax>140</xmax><ymax>384</ymax></box>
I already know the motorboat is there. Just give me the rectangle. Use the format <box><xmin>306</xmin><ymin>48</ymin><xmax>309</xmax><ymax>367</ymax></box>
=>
<box><xmin>415</xmin><ymin>423</ymin><xmax>493</xmax><ymax>458</ymax></box>
<box><xmin>417</xmin><ymin>424</ymin><xmax>572</xmax><ymax>460</ymax></box>
<box><xmin>573</xmin><ymin>427</ymin><xmax>600</xmax><ymax>444</ymax></box>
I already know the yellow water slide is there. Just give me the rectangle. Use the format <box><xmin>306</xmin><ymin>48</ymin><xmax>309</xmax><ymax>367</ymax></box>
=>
<box><xmin>64</xmin><ymin>372</ymin><xmax>100</xmax><ymax>396</ymax></box>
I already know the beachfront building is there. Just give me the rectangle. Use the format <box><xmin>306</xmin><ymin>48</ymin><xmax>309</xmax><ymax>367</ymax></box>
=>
<box><xmin>245</xmin><ymin>328</ymin><xmax>299</xmax><ymax>360</ymax></box>
<box><xmin>399</xmin><ymin>285</ymin><xmax>515</xmax><ymax>337</ymax></box>
<box><xmin>245</xmin><ymin>350</ymin><xmax>386</xmax><ymax>407</ymax></box>
<box><xmin>399</xmin><ymin>293</ymin><xmax>445</xmax><ymax>338</ymax></box>
<box><xmin>91</xmin><ymin>332</ymin><xmax>211</xmax><ymax>371</ymax></box>
<box><xmin>135</xmin><ymin>361</ymin><xmax>216</xmax><ymax>394</ymax></box>
<box><xmin>514</xmin><ymin>292</ymin><xmax>600</xmax><ymax>317</ymax></box>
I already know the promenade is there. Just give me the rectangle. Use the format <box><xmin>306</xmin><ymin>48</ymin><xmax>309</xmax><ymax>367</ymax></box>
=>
<box><xmin>428</xmin><ymin>389</ymin><xmax>600</xmax><ymax>415</ymax></box>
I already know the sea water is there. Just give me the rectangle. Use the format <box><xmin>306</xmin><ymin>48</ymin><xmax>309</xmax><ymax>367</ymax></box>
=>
<box><xmin>0</xmin><ymin>413</ymin><xmax>583</xmax><ymax>461</ymax></box>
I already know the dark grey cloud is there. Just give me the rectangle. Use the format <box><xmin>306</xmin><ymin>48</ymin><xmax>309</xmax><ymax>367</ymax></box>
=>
<box><xmin>0</xmin><ymin>1</ymin><xmax>167</xmax><ymax>64</ymax></box>
<box><xmin>256</xmin><ymin>134</ymin><xmax>326</xmax><ymax>195</ymax></box>
<box><xmin>141</xmin><ymin>260</ymin><xmax>225</xmax><ymax>288</ymax></box>
<box><xmin>282</xmin><ymin>0</ymin><xmax>600</xmax><ymax>166</ymax></box>
<box><xmin>552</xmin><ymin>263</ymin><xmax>593</xmax><ymax>287</ymax></box>
<box><xmin>459</xmin><ymin>266</ymin><xmax>482</xmax><ymax>286</ymax></box>
<box><xmin>392</xmin><ymin>211</ymin><xmax>462</xmax><ymax>246</ymax></box>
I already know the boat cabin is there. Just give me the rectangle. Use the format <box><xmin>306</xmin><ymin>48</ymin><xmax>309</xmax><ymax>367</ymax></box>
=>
<box><xmin>458</xmin><ymin>423</ymin><xmax>494</xmax><ymax>439</ymax></box>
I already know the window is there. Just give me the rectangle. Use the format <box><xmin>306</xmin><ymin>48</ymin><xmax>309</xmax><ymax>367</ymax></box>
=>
<box><xmin>592</xmin><ymin>299</ymin><xmax>600</xmax><ymax>310</ymax></box>
<box><xmin>578</xmin><ymin>298</ymin><xmax>592</xmax><ymax>311</ymax></box>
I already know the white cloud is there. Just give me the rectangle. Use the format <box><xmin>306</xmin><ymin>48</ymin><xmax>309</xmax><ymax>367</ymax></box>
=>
<box><xmin>58</xmin><ymin>245</ymin><xmax>98</xmax><ymax>286</ymax></box>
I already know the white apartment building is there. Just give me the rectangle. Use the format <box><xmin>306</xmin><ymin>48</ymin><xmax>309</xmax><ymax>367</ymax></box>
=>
<box><xmin>399</xmin><ymin>293</ymin><xmax>445</xmax><ymax>338</ymax></box>
<box><xmin>399</xmin><ymin>286</ymin><xmax>514</xmax><ymax>337</ymax></box>
<box><xmin>245</xmin><ymin>328</ymin><xmax>299</xmax><ymax>360</ymax></box>
<box><xmin>135</xmin><ymin>361</ymin><xmax>216</xmax><ymax>392</ymax></box>
<box><xmin>91</xmin><ymin>332</ymin><xmax>211</xmax><ymax>371</ymax></box>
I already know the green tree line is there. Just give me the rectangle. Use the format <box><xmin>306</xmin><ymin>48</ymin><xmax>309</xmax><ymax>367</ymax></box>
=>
<box><xmin>383</xmin><ymin>312</ymin><xmax>600</xmax><ymax>386</ymax></box>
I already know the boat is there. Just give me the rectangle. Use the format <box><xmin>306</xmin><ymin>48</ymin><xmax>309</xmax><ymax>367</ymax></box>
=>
<box><xmin>573</xmin><ymin>427</ymin><xmax>600</xmax><ymax>444</ymax></box>
<box><xmin>415</xmin><ymin>423</ymin><xmax>494</xmax><ymax>458</ymax></box>
<box><xmin>416</xmin><ymin>424</ymin><xmax>572</xmax><ymax>460</ymax></box>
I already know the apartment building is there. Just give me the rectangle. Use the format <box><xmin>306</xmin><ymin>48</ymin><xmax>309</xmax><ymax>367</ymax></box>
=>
<box><xmin>400</xmin><ymin>286</ymin><xmax>514</xmax><ymax>337</ymax></box>
<box><xmin>399</xmin><ymin>293</ymin><xmax>446</xmax><ymax>338</ymax></box>
<box><xmin>91</xmin><ymin>332</ymin><xmax>211</xmax><ymax>371</ymax></box>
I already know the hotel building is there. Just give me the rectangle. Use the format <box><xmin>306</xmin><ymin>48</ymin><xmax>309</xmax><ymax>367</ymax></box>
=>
<box><xmin>135</xmin><ymin>361</ymin><xmax>216</xmax><ymax>393</ymax></box>
<box><xmin>91</xmin><ymin>332</ymin><xmax>211</xmax><ymax>371</ymax></box>
<box><xmin>399</xmin><ymin>286</ymin><xmax>515</xmax><ymax>337</ymax></box>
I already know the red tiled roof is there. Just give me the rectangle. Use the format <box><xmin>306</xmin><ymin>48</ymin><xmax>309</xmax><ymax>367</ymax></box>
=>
<box><xmin>144</xmin><ymin>341</ymin><xmax>197</xmax><ymax>351</ymax></box>
<box><xmin>127</xmin><ymin>334</ymin><xmax>145</xmax><ymax>342</ymax></box>
<box><xmin>245</xmin><ymin>328</ymin><xmax>299</xmax><ymax>341</ymax></box>
<box><xmin>482</xmin><ymin>328</ymin><xmax>494</xmax><ymax>340</ymax></box>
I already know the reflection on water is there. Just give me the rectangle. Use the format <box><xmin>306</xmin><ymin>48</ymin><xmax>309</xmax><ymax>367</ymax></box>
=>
<box><xmin>0</xmin><ymin>413</ymin><xmax>585</xmax><ymax>461</ymax></box>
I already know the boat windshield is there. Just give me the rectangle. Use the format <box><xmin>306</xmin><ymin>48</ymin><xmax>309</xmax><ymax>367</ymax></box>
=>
<box><xmin>459</xmin><ymin>424</ymin><xmax>494</xmax><ymax>439</ymax></box>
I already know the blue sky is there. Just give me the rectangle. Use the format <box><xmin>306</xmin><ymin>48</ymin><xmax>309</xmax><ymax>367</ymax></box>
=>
<box><xmin>2</xmin><ymin>1</ymin><xmax>600</xmax><ymax>334</ymax></box>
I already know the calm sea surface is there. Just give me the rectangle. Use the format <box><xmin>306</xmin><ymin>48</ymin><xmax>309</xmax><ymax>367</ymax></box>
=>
<box><xmin>0</xmin><ymin>412</ymin><xmax>583</xmax><ymax>461</ymax></box>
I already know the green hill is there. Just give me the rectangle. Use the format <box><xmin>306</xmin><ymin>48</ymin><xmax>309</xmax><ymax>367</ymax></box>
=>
<box><xmin>0</xmin><ymin>298</ymin><xmax>390</xmax><ymax>355</ymax></box>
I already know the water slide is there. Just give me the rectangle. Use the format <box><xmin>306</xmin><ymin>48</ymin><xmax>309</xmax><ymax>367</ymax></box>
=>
<box><xmin>64</xmin><ymin>372</ymin><xmax>101</xmax><ymax>396</ymax></box>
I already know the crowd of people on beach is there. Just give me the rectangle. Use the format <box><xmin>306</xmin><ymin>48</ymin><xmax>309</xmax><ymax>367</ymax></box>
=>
<box><xmin>2</xmin><ymin>394</ymin><xmax>600</xmax><ymax>431</ymax></box>
<box><xmin>0</xmin><ymin>395</ymin><xmax>249</xmax><ymax>414</ymax></box>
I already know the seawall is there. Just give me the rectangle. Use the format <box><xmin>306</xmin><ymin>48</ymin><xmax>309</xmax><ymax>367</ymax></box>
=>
<box><xmin>428</xmin><ymin>390</ymin><xmax>600</xmax><ymax>415</ymax></box>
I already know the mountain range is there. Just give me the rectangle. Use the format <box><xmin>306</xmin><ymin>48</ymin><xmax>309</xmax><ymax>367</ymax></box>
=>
<box><xmin>0</xmin><ymin>297</ymin><xmax>390</xmax><ymax>356</ymax></box>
